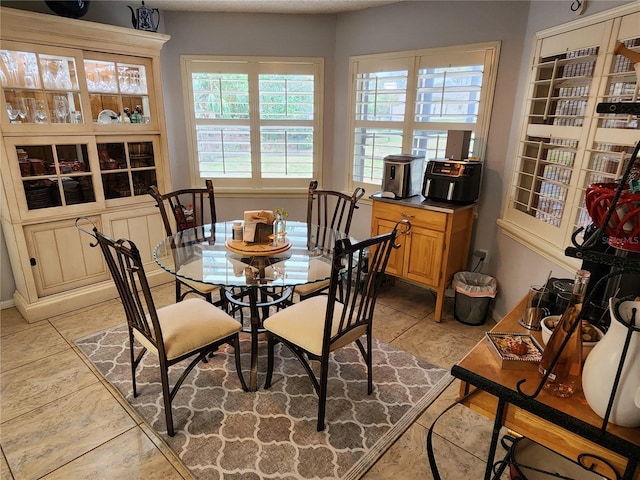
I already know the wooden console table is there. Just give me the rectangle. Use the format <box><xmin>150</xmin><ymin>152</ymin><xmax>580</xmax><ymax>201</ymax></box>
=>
<box><xmin>452</xmin><ymin>296</ymin><xmax>640</xmax><ymax>480</ymax></box>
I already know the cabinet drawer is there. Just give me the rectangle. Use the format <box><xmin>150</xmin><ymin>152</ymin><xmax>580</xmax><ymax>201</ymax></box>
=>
<box><xmin>372</xmin><ymin>201</ymin><xmax>447</xmax><ymax>232</ymax></box>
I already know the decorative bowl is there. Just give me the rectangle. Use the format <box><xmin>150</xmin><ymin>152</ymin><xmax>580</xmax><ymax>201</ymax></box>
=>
<box><xmin>540</xmin><ymin>315</ymin><xmax>604</xmax><ymax>360</ymax></box>
<box><xmin>585</xmin><ymin>182</ymin><xmax>640</xmax><ymax>252</ymax></box>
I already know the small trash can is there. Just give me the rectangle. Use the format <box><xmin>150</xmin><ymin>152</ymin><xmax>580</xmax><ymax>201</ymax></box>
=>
<box><xmin>452</xmin><ymin>271</ymin><xmax>497</xmax><ymax>325</ymax></box>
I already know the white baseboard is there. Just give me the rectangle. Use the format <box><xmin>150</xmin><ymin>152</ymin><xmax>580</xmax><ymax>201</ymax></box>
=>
<box><xmin>1</xmin><ymin>299</ymin><xmax>16</xmax><ymax>310</ymax></box>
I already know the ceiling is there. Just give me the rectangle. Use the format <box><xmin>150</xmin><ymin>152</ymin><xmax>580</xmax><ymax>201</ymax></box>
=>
<box><xmin>115</xmin><ymin>0</ymin><xmax>404</xmax><ymax>14</ymax></box>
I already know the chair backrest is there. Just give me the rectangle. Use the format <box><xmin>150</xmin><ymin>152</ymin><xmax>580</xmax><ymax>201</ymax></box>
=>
<box><xmin>306</xmin><ymin>180</ymin><xmax>365</xmax><ymax>250</ymax></box>
<box><xmin>149</xmin><ymin>180</ymin><xmax>217</xmax><ymax>237</ymax></box>
<box><xmin>76</xmin><ymin>219</ymin><xmax>165</xmax><ymax>357</ymax></box>
<box><xmin>322</xmin><ymin>219</ymin><xmax>410</xmax><ymax>354</ymax></box>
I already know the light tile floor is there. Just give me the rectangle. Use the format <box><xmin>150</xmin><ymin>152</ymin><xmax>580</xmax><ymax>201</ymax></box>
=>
<box><xmin>0</xmin><ymin>280</ymin><xmax>506</xmax><ymax>480</ymax></box>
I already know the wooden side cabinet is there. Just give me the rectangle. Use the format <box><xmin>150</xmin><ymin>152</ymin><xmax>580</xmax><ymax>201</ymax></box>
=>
<box><xmin>371</xmin><ymin>196</ymin><xmax>476</xmax><ymax>322</ymax></box>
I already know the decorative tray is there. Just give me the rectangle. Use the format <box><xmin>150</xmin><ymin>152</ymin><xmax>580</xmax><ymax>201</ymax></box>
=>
<box><xmin>485</xmin><ymin>332</ymin><xmax>544</xmax><ymax>370</ymax></box>
<box><xmin>225</xmin><ymin>237</ymin><xmax>291</xmax><ymax>256</ymax></box>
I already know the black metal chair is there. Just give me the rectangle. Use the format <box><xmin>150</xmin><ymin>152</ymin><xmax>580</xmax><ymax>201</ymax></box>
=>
<box><xmin>76</xmin><ymin>218</ymin><xmax>247</xmax><ymax>436</ymax></box>
<box><xmin>149</xmin><ymin>180</ymin><xmax>224</xmax><ymax>305</ymax></box>
<box><xmin>263</xmin><ymin>220</ymin><xmax>409</xmax><ymax>431</ymax></box>
<box><xmin>295</xmin><ymin>180</ymin><xmax>365</xmax><ymax>301</ymax></box>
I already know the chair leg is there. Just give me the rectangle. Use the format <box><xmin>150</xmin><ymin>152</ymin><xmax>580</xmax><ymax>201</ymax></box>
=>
<box><xmin>231</xmin><ymin>334</ymin><xmax>249</xmax><ymax>392</ymax></box>
<box><xmin>159</xmin><ymin>364</ymin><xmax>175</xmax><ymax>437</ymax></box>
<box><xmin>128</xmin><ymin>329</ymin><xmax>138</xmax><ymax>397</ymax></box>
<box><xmin>366</xmin><ymin>332</ymin><xmax>373</xmax><ymax>395</ymax></box>
<box><xmin>175</xmin><ymin>279</ymin><xmax>182</xmax><ymax>303</ymax></box>
<box><xmin>264</xmin><ymin>333</ymin><xmax>275</xmax><ymax>389</ymax></box>
<box><xmin>317</xmin><ymin>356</ymin><xmax>330</xmax><ymax>431</ymax></box>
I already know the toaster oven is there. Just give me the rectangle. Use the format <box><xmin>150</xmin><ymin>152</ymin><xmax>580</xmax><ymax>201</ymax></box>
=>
<box><xmin>422</xmin><ymin>159</ymin><xmax>482</xmax><ymax>203</ymax></box>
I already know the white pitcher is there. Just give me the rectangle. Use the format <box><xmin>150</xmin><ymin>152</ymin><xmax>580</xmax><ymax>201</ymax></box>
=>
<box><xmin>582</xmin><ymin>297</ymin><xmax>640</xmax><ymax>428</ymax></box>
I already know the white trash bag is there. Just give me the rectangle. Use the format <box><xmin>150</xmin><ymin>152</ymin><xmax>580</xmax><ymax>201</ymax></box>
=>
<box><xmin>452</xmin><ymin>271</ymin><xmax>497</xmax><ymax>298</ymax></box>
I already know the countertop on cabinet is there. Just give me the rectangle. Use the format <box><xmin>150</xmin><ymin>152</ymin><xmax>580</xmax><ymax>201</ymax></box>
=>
<box><xmin>369</xmin><ymin>193</ymin><xmax>477</xmax><ymax>214</ymax></box>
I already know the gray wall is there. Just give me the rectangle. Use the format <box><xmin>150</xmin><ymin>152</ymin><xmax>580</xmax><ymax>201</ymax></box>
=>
<box><xmin>332</xmin><ymin>0</ymin><xmax>529</xmax><ymax>258</ymax></box>
<box><xmin>160</xmin><ymin>11</ymin><xmax>336</xmax><ymax>222</ymax></box>
<box><xmin>0</xmin><ymin>0</ymin><xmax>632</xmax><ymax>318</ymax></box>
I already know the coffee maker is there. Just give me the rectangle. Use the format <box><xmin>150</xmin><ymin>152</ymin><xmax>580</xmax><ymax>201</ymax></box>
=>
<box><xmin>381</xmin><ymin>154</ymin><xmax>425</xmax><ymax>199</ymax></box>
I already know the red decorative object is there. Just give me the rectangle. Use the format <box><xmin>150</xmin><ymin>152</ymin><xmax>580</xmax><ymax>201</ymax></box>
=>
<box><xmin>585</xmin><ymin>182</ymin><xmax>640</xmax><ymax>252</ymax></box>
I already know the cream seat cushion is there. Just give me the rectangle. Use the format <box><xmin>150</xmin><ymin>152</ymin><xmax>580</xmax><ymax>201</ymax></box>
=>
<box><xmin>294</xmin><ymin>258</ymin><xmax>331</xmax><ymax>296</ymax></box>
<box><xmin>132</xmin><ymin>298</ymin><xmax>241</xmax><ymax>361</ymax></box>
<box><xmin>176</xmin><ymin>260</ymin><xmax>220</xmax><ymax>294</ymax></box>
<box><xmin>263</xmin><ymin>296</ymin><xmax>367</xmax><ymax>357</ymax></box>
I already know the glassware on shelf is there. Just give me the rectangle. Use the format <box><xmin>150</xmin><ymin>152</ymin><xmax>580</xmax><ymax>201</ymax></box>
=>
<box><xmin>18</xmin><ymin>52</ymin><xmax>40</xmax><ymax>89</ymax></box>
<box><xmin>538</xmin><ymin>269</ymin><xmax>591</xmax><ymax>398</ymax></box>
<box><xmin>118</xmin><ymin>64</ymin><xmax>147</xmax><ymax>94</ymax></box>
<box><xmin>0</xmin><ymin>50</ymin><xmax>19</xmax><ymax>87</ymax></box>
<box><xmin>34</xmin><ymin>101</ymin><xmax>48</xmax><ymax>123</ymax></box>
<box><xmin>70</xmin><ymin>110</ymin><xmax>83</xmax><ymax>124</ymax></box>
<box><xmin>15</xmin><ymin>98</ymin><xmax>28</xmax><ymax>123</ymax></box>
<box><xmin>53</xmin><ymin>95</ymin><xmax>69</xmax><ymax>123</ymax></box>
<box><xmin>40</xmin><ymin>56</ymin><xmax>78</xmax><ymax>90</ymax></box>
<box><xmin>84</xmin><ymin>60</ymin><xmax>117</xmax><ymax>93</ymax></box>
<box><xmin>53</xmin><ymin>59</ymin><xmax>72</xmax><ymax>90</ymax></box>
<box><xmin>6</xmin><ymin>103</ymin><xmax>19</xmax><ymax>123</ymax></box>
<box><xmin>41</xmin><ymin>60</ymin><xmax>56</xmax><ymax>90</ymax></box>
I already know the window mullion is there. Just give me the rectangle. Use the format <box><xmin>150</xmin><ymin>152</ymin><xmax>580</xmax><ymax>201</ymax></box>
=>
<box><xmin>402</xmin><ymin>57</ymin><xmax>420</xmax><ymax>153</ymax></box>
<box><xmin>248</xmin><ymin>62</ymin><xmax>262</xmax><ymax>185</ymax></box>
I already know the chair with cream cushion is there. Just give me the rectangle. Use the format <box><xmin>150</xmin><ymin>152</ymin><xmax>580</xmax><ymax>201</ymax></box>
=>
<box><xmin>263</xmin><ymin>220</ymin><xmax>408</xmax><ymax>431</ymax></box>
<box><xmin>149</xmin><ymin>180</ymin><xmax>223</xmax><ymax>306</ymax></box>
<box><xmin>77</xmin><ymin>219</ymin><xmax>247</xmax><ymax>437</ymax></box>
<box><xmin>295</xmin><ymin>180</ymin><xmax>365</xmax><ymax>302</ymax></box>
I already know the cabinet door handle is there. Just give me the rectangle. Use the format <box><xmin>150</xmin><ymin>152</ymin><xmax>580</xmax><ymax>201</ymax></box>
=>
<box><xmin>400</xmin><ymin>212</ymin><xmax>415</xmax><ymax>219</ymax></box>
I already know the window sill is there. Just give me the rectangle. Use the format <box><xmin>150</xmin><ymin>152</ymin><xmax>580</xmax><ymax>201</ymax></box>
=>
<box><xmin>214</xmin><ymin>186</ymin><xmax>309</xmax><ymax>199</ymax></box>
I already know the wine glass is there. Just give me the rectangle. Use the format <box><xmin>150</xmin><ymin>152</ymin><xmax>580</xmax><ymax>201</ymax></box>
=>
<box><xmin>15</xmin><ymin>98</ymin><xmax>27</xmax><ymax>123</ymax></box>
<box><xmin>0</xmin><ymin>50</ymin><xmax>19</xmax><ymax>86</ymax></box>
<box><xmin>53</xmin><ymin>60</ymin><xmax>72</xmax><ymax>90</ymax></box>
<box><xmin>6</xmin><ymin>103</ymin><xmax>19</xmax><ymax>123</ymax></box>
<box><xmin>35</xmin><ymin>101</ymin><xmax>48</xmax><ymax>123</ymax></box>
<box><xmin>53</xmin><ymin>95</ymin><xmax>69</xmax><ymax>123</ymax></box>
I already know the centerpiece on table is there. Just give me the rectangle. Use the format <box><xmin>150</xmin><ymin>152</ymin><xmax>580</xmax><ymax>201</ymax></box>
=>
<box><xmin>243</xmin><ymin>210</ymin><xmax>275</xmax><ymax>244</ymax></box>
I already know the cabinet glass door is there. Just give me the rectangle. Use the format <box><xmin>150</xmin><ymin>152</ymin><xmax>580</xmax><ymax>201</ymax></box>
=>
<box><xmin>97</xmin><ymin>139</ymin><xmax>157</xmax><ymax>199</ymax></box>
<box><xmin>1</xmin><ymin>47</ymin><xmax>83</xmax><ymax>125</ymax></box>
<box><xmin>15</xmin><ymin>142</ymin><xmax>95</xmax><ymax>210</ymax></box>
<box><xmin>84</xmin><ymin>58</ymin><xmax>150</xmax><ymax>125</ymax></box>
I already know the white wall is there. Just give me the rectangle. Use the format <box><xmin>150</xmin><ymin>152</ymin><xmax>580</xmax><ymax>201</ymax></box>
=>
<box><xmin>0</xmin><ymin>0</ymin><xmax>633</xmax><ymax>318</ymax></box>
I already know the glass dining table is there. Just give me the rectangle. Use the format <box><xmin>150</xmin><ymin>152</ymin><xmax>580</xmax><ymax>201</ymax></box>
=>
<box><xmin>153</xmin><ymin>220</ymin><xmax>353</xmax><ymax>391</ymax></box>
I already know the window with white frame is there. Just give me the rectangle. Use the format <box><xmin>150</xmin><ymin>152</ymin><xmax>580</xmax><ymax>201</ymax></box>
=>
<box><xmin>181</xmin><ymin>56</ymin><xmax>323</xmax><ymax>191</ymax></box>
<box><xmin>347</xmin><ymin>43</ymin><xmax>500</xmax><ymax>192</ymax></box>
<box><xmin>499</xmin><ymin>6</ymin><xmax>639</xmax><ymax>269</ymax></box>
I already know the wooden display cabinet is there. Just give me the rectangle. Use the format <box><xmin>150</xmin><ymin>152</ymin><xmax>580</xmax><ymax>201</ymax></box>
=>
<box><xmin>371</xmin><ymin>196</ymin><xmax>476</xmax><ymax>322</ymax></box>
<box><xmin>0</xmin><ymin>7</ymin><xmax>173</xmax><ymax>322</ymax></box>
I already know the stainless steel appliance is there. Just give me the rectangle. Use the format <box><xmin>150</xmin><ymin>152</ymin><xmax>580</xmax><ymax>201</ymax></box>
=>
<box><xmin>381</xmin><ymin>154</ymin><xmax>424</xmax><ymax>199</ymax></box>
<box><xmin>422</xmin><ymin>159</ymin><xmax>482</xmax><ymax>203</ymax></box>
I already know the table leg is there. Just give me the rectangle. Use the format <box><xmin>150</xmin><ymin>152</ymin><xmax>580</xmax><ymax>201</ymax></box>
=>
<box><xmin>248</xmin><ymin>287</ymin><xmax>260</xmax><ymax>392</ymax></box>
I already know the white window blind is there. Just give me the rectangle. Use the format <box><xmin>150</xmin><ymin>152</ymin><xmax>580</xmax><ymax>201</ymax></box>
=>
<box><xmin>348</xmin><ymin>44</ymin><xmax>499</xmax><ymax>191</ymax></box>
<box><xmin>182</xmin><ymin>56</ymin><xmax>323</xmax><ymax>190</ymax></box>
<box><xmin>499</xmin><ymin>6</ymin><xmax>640</xmax><ymax>269</ymax></box>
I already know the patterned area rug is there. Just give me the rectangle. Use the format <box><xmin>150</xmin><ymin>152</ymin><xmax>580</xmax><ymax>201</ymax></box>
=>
<box><xmin>75</xmin><ymin>324</ymin><xmax>452</xmax><ymax>480</ymax></box>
